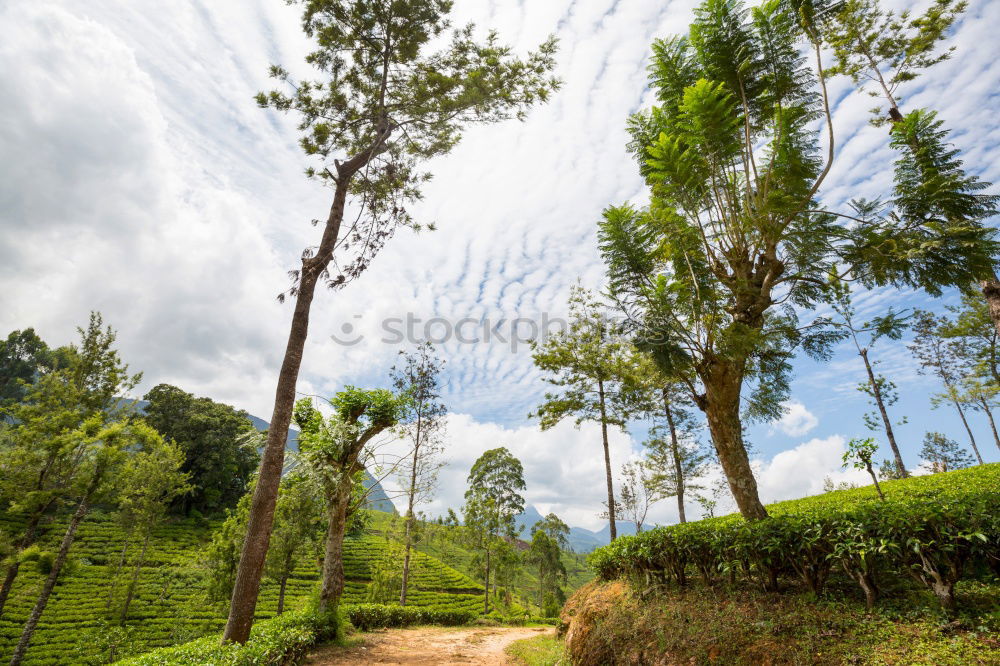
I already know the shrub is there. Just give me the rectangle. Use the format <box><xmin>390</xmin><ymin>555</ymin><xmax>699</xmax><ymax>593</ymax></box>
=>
<box><xmin>345</xmin><ymin>603</ymin><xmax>476</xmax><ymax>631</ymax></box>
<box><xmin>589</xmin><ymin>465</ymin><xmax>1000</xmax><ymax>611</ymax></box>
<box><xmin>118</xmin><ymin>607</ymin><xmax>337</xmax><ymax>665</ymax></box>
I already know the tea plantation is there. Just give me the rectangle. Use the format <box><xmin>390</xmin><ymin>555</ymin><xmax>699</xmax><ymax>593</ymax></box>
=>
<box><xmin>0</xmin><ymin>511</ymin><xmax>482</xmax><ymax>665</ymax></box>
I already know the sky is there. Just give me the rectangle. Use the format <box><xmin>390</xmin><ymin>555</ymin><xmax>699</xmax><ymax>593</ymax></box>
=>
<box><xmin>2</xmin><ymin>0</ymin><xmax>999</xmax><ymax>531</ymax></box>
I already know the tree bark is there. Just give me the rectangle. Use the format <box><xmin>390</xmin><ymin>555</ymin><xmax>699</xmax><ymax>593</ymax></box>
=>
<box><xmin>860</xmin><ymin>349</ymin><xmax>907</xmax><ymax>477</ymax></box>
<box><xmin>223</xmin><ymin>177</ymin><xmax>353</xmax><ymax>643</ymax></box>
<box><xmin>318</xmin><ymin>479</ymin><xmax>353</xmax><ymax>614</ymax></box>
<box><xmin>663</xmin><ymin>393</ymin><xmax>686</xmax><ymax>524</ymax></box>
<box><xmin>483</xmin><ymin>546</ymin><xmax>491</xmax><ymax>614</ymax></box>
<box><xmin>866</xmin><ymin>464</ymin><xmax>885</xmax><ymax>501</ymax></box>
<box><xmin>979</xmin><ymin>398</ymin><xmax>1000</xmax><ymax>454</ymax></box>
<box><xmin>9</xmin><ymin>493</ymin><xmax>92</xmax><ymax>666</ymax></box>
<box><xmin>597</xmin><ymin>379</ymin><xmax>617</xmax><ymax>540</ymax></box>
<box><xmin>0</xmin><ymin>512</ymin><xmax>46</xmax><ymax>617</ymax></box>
<box><xmin>981</xmin><ymin>276</ymin><xmax>1000</xmax><ymax>339</ymax></box>
<box><xmin>277</xmin><ymin>574</ymin><xmax>287</xmax><ymax>615</ymax></box>
<box><xmin>951</xmin><ymin>395</ymin><xmax>985</xmax><ymax>465</ymax></box>
<box><xmin>119</xmin><ymin>532</ymin><xmax>150</xmax><ymax>625</ymax></box>
<box><xmin>700</xmin><ymin>363</ymin><xmax>768</xmax><ymax>520</ymax></box>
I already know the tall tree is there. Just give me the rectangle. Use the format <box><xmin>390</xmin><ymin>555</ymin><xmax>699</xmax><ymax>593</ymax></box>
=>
<box><xmin>910</xmin><ymin>310</ymin><xmax>985</xmax><ymax>465</ymax></box>
<box><xmin>111</xmin><ymin>437</ymin><xmax>191</xmax><ymax>625</ymax></box>
<box><xmin>531</xmin><ymin>286</ymin><xmax>637</xmax><ymax>540</ymax></box>
<box><xmin>463</xmin><ymin>447</ymin><xmax>525</xmax><ymax>614</ymax></box>
<box><xmin>141</xmin><ymin>384</ymin><xmax>259</xmax><ymax>516</ymax></box>
<box><xmin>8</xmin><ymin>420</ymin><xmax>162</xmax><ymax>666</ymax></box>
<box><xmin>264</xmin><ymin>472</ymin><xmax>325</xmax><ymax>615</ymax></box>
<box><xmin>826</xmin><ymin>278</ymin><xmax>910</xmax><ymax>476</ymax></box>
<box><xmin>842</xmin><ymin>436</ymin><xmax>885</xmax><ymax>501</ymax></box>
<box><xmin>644</xmin><ymin>424</ymin><xmax>710</xmax><ymax>525</ymax></box>
<box><xmin>920</xmin><ymin>431</ymin><xmax>975</xmax><ymax>473</ymax></box>
<box><xmin>598</xmin><ymin>0</ymin><xmax>995</xmax><ymax>520</ymax></box>
<box><xmin>0</xmin><ymin>329</ymin><xmax>72</xmax><ymax>419</ymax></box>
<box><xmin>0</xmin><ymin>313</ymin><xmax>140</xmax><ymax>618</ymax></box>
<box><xmin>390</xmin><ymin>343</ymin><xmax>446</xmax><ymax>606</ymax></box>
<box><xmin>525</xmin><ymin>528</ymin><xmax>566</xmax><ymax>615</ymax></box>
<box><xmin>294</xmin><ymin>389</ymin><xmax>406</xmax><ymax>617</ymax></box>
<box><xmin>823</xmin><ymin>0</ymin><xmax>1000</xmax><ymax>335</ymax></box>
<box><xmin>226</xmin><ymin>0</ymin><xmax>559</xmax><ymax>643</ymax></box>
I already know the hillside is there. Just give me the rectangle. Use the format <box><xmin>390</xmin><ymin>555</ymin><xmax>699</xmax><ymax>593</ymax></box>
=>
<box><xmin>562</xmin><ymin>466</ymin><xmax>1000</xmax><ymax>665</ymax></box>
<box><xmin>0</xmin><ymin>511</ymin><xmax>481</xmax><ymax>665</ymax></box>
<box><xmin>370</xmin><ymin>512</ymin><xmax>593</xmax><ymax>614</ymax></box>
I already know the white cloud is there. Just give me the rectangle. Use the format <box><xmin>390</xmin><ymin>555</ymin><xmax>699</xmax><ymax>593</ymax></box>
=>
<box><xmin>375</xmin><ymin>412</ymin><xmax>639</xmax><ymax>532</ymax></box>
<box><xmin>771</xmin><ymin>401</ymin><xmax>819</xmax><ymax>437</ymax></box>
<box><xmin>755</xmin><ymin>435</ymin><xmax>871</xmax><ymax>503</ymax></box>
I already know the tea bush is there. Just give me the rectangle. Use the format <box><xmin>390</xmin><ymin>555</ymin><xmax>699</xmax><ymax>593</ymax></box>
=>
<box><xmin>345</xmin><ymin>603</ymin><xmax>476</xmax><ymax>630</ymax></box>
<box><xmin>589</xmin><ymin>465</ymin><xmax>1000</xmax><ymax>610</ymax></box>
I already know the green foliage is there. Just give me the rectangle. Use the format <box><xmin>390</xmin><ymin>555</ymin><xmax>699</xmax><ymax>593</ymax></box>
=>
<box><xmin>140</xmin><ymin>384</ymin><xmax>259</xmax><ymax>516</ymax></box>
<box><xmin>257</xmin><ymin>0</ymin><xmax>560</xmax><ymax>288</ymax></box>
<box><xmin>0</xmin><ymin>329</ymin><xmax>72</xmax><ymax>420</ymax></box>
<box><xmin>0</xmin><ymin>510</ymin><xmax>485</xmax><ymax>664</ymax></box>
<box><xmin>345</xmin><ymin>603</ymin><xmax>476</xmax><ymax>631</ymax></box>
<box><xmin>920</xmin><ymin>432</ymin><xmax>975</xmax><ymax>473</ymax></box>
<box><xmin>589</xmin><ymin>464</ymin><xmax>1000</xmax><ymax>611</ymax></box>
<box><xmin>117</xmin><ymin>606</ymin><xmax>337</xmax><ymax>666</ymax></box>
<box><xmin>823</xmin><ymin>0</ymin><xmax>966</xmax><ymax>124</ymax></box>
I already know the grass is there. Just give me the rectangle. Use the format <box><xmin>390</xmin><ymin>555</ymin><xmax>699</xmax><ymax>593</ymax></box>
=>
<box><xmin>0</xmin><ymin>510</ymin><xmax>483</xmax><ymax>665</ymax></box>
<box><xmin>505</xmin><ymin>634</ymin><xmax>567</xmax><ymax>665</ymax></box>
<box><xmin>563</xmin><ymin>577</ymin><xmax>1000</xmax><ymax>665</ymax></box>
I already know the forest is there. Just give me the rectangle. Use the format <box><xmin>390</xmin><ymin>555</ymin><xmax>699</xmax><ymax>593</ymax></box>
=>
<box><xmin>1</xmin><ymin>0</ymin><xmax>999</xmax><ymax>663</ymax></box>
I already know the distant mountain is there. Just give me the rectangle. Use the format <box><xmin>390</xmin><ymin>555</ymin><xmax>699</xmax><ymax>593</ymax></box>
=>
<box><xmin>513</xmin><ymin>505</ymin><xmax>637</xmax><ymax>553</ymax></box>
<box><xmin>247</xmin><ymin>413</ymin><xmax>397</xmax><ymax>514</ymax></box>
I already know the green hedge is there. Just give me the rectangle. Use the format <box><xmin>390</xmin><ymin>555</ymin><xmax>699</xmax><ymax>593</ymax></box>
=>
<box><xmin>345</xmin><ymin>603</ymin><xmax>476</xmax><ymax>631</ymax></box>
<box><xmin>117</xmin><ymin>607</ymin><xmax>335</xmax><ymax>666</ymax></box>
<box><xmin>589</xmin><ymin>465</ymin><xmax>1000</xmax><ymax>610</ymax></box>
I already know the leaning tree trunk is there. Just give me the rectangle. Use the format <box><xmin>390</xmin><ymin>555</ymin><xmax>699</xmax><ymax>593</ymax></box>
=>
<box><xmin>0</xmin><ymin>512</ymin><xmax>46</xmax><ymax>618</ymax></box>
<box><xmin>860</xmin><ymin>349</ymin><xmax>908</xmax><ymax>477</ymax></box>
<box><xmin>318</xmin><ymin>479</ymin><xmax>354</xmax><ymax>614</ymax></box>
<box><xmin>9</xmin><ymin>491</ymin><xmax>93</xmax><ymax>666</ymax></box>
<box><xmin>663</xmin><ymin>393</ymin><xmax>686</xmax><ymax>524</ymax></box>
<box><xmin>597</xmin><ymin>379</ymin><xmax>617</xmax><ymax>540</ymax></box>
<box><xmin>979</xmin><ymin>398</ymin><xmax>1000</xmax><ymax>454</ymax></box>
<box><xmin>951</xmin><ymin>394</ymin><xmax>985</xmax><ymax>465</ymax></box>
<box><xmin>119</xmin><ymin>532</ymin><xmax>150</xmax><ymax>625</ymax></box>
<box><xmin>223</xmin><ymin>178</ymin><xmax>354</xmax><ymax>644</ymax></box>
<box><xmin>105</xmin><ymin>534</ymin><xmax>131</xmax><ymax>611</ymax></box>
<box><xmin>700</xmin><ymin>362</ymin><xmax>768</xmax><ymax>521</ymax></box>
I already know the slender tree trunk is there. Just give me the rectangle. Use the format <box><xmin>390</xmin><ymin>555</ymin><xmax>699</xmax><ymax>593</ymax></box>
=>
<box><xmin>979</xmin><ymin>398</ymin><xmax>1000</xmax><ymax>454</ymax></box>
<box><xmin>119</xmin><ymin>533</ymin><xmax>150</xmax><ymax>625</ymax></box>
<box><xmin>318</xmin><ymin>479</ymin><xmax>353</xmax><ymax>614</ymax></box>
<box><xmin>860</xmin><ymin>349</ymin><xmax>908</xmax><ymax>477</ymax></box>
<box><xmin>663</xmin><ymin>392</ymin><xmax>686</xmax><ymax>524</ymax></box>
<box><xmin>399</xmin><ymin>417</ymin><xmax>422</xmax><ymax>607</ymax></box>
<box><xmin>700</xmin><ymin>363</ymin><xmax>768</xmax><ymax>520</ymax></box>
<box><xmin>9</xmin><ymin>493</ymin><xmax>92</xmax><ymax>666</ymax></box>
<box><xmin>223</xmin><ymin>178</ymin><xmax>354</xmax><ymax>644</ymax></box>
<box><xmin>597</xmin><ymin>379</ymin><xmax>617</xmax><ymax>540</ymax></box>
<box><xmin>0</xmin><ymin>512</ymin><xmax>44</xmax><ymax>618</ymax></box>
<box><xmin>951</xmin><ymin>395</ymin><xmax>985</xmax><ymax>464</ymax></box>
<box><xmin>866</xmin><ymin>464</ymin><xmax>885</xmax><ymax>501</ymax></box>
<box><xmin>277</xmin><ymin>574</ymin><xmax>287</xmax><ymax>615</ymax></box>
<box><xmin>106</xmin><ymin>534</ymin><xmax>131</xmax><ymax>612</ymax></box>
<box><xmin>483</xmin><ymin>547</ymin><xmax>491</xmax><ymax>614</ymax></box>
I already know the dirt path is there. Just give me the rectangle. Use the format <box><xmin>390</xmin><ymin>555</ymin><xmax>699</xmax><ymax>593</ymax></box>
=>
<box><xmin>304</xmin><ymin>625</ymin><xmax>554</xmax><ymax>665</ymax></box>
